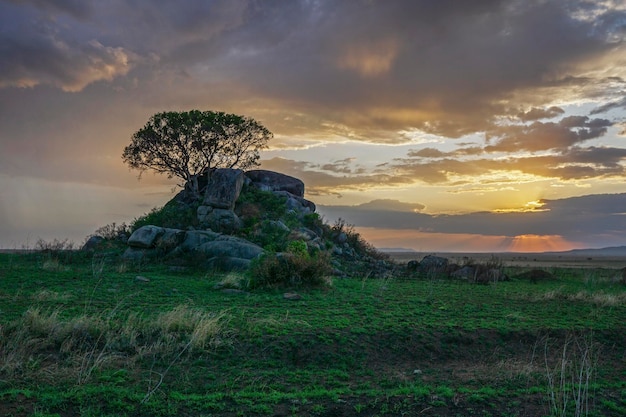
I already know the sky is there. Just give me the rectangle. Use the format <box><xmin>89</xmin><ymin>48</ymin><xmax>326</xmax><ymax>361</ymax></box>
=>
<box><xmin>1</xmin><ymin>0</ymin><xmax>626</xmax><ymax>252</ymax></box>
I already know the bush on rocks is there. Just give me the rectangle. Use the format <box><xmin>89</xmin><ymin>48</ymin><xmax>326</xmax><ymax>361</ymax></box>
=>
<box><xmin>247</xmin><ymin>250</ymin><xmax>332</xmax><ymax>289</ymax></box>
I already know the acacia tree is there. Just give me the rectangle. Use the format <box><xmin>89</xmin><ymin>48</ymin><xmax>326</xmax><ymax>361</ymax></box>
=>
<box><xmin>122</xmin><ymin>110</ymin><xmax>272</xmax><ymax>197</ymax></box>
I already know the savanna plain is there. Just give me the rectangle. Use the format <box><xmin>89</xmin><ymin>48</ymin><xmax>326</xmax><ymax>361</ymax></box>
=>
<box><xmin>0</xmin><ymin>249</ymin><xmax>624</xmax><ymax>417</ymax></box>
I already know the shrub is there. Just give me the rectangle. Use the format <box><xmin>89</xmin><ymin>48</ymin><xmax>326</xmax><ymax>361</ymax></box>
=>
<box><xmin>247</xmin><ymin>251</ymin><xmax>332</xmax><ymax>289</ymax></box>
<box><xmin>93</xmin><ymin>222</ymin><xmax>131</xmax><ymax>241</ymax></box>
<box><xmin>286</xmin><ymin>240</ymin><xmax>309</xmax><ymax>259</ymax></box>
<box><xmin>34</xmin><ymin>238</ymin><xmax>75</xmax><ymax>253</ymax></box>
<box><xmin>331</xmin><ymin>218</ymin><xmax>388</xmax><ymax>261</ymax></box>
<box><xmin>235</xmin><ymin>185</ymin><xmax>288</xmax><ymax>222</ymax></box>
<box><xmin>242</xmin><ymin>220</ymin><xmax>291</xmax><ymax>252</ymax></box>
<box><xmin>34</xmin><ymin>238</ymin><xmax>81</xmax><ymax>264</ymax></box>
<box><xmin>131</xmin><ymin>200</ymin><xmax>199</xmax><ymax>231</ymax></box>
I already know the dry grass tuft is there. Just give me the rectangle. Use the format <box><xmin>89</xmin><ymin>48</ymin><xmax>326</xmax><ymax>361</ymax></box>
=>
<box><xmin>529</xmin><ymin>288</ymin><xmax>626</xmax><ymax>307</ymax></box>
<box><xmin>0</xmin><ymin>304</ymin><xmax>233</xmax><ymax>384</ymax></box>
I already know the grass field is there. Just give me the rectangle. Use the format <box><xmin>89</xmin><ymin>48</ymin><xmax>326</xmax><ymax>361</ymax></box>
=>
<box><xmin>0</xmin><ymin>251</ymin><xmax>625</xmax><ymax>416</ymax></box>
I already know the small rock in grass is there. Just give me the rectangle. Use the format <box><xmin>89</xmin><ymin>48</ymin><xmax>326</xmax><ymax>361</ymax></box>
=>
<box><xmin>283</xmin><ymin>292</ymin><xmax>302</xmax><ymax>301</ymax></box>
<box><xmin>135</xmin><ymin>275</ymin><xmax>150</xmax><ymax>282</ymax></box>
<box><xmin>221</xmin><ymin>288</ymin><xmax>247</xmax><ymax>295</ymax></box>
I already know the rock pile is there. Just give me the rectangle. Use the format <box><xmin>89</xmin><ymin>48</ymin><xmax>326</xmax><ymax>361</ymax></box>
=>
<box><xmin>116</xmin><ymin>168</ymin><xmax>388</xmax><ymax>275</ymax></box>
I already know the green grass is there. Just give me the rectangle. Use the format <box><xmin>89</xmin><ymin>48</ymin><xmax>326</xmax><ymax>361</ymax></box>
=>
<box><xmin>0</xmin><ymin>251</ymin><xmax>625</xmax><ymax>416</ymax></box>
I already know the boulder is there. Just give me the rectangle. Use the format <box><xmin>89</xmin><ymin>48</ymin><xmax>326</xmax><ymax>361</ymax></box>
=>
<box><xmin>196</xmin><ymin>237</ymin><xmax>264</xmax><ymax>260</ymax></box>
<box><xmin>196</xmin><ymin>205</ymin><xmax>213</xmax><ymax>223</ymax></box>
<box><xmin>179</xmin><ymin>230</ymin><xmax>221</xmax><ymax>251</ymax></box>
<box><xmin>450</xmin><ymin>265</ymin><xmax>476</xmax><ymax>280</ymax></box>
<box><xmin>82</xmin><ymin>235</ymin><xmax>105</xmax><ymax>251</ymax></box>
<box><xmin>289</xmin><ymin>227</ymin><xmax>318</xmax><ymax>242</ymax></box>
<box><xmin>127</xmin><ymin>226</ymin><xmax>164</xmax><ymax>248</ymax></box>
<box><xmin>273</xmin><ymin>190</ymin><xmax>316</xmax><ymax>214</ymax></box>
<box><xmin>206</xmin><ymin>256</ymin><xmax>251</xmax><ymax>272</ymax></box>
<box><xmin>407</xmin><ymin>260</ymin><xmax>420</xmax><ymax>272</ymax></box>
<box><xmin>474</xmin><ymin>268</ymin><xmax>506</xmax><ymax>284</ymax></box>
<box><xmin>246</xmin><ymin>170</ymin><xmax>305</xmax><ymax>197</ymax></box>
<box><xmin>156</xmin><ymin>228</ymin><xmax>186</xmax><ymax>251</ymax></box>
<box><xmin>335</xmin><ymin>232</ymin><xmax>348</xmax><ymax>244</ymax></box>
<box><xmin>203</xmin><ymin>168</ymin><xmax>245</xmax><ymax>210</ymax></box>
<box><xmin>202</xmin><ymin>208</ymin><xmax>243</xmax><ymax>234</ymax></box>
<box><xmin>122</xmin><ymin>247</ymin><xmax>159</xmax><ymax>261</ymax></box>
<box><xmin>418</xmin><ymin>255</ymin><xmax>448</xmax><ymax>273</ymax></box>
<box><xmin>266</xmin><ymin>220</ymin><xmax>290</xmax><ymax>233</ymax></box>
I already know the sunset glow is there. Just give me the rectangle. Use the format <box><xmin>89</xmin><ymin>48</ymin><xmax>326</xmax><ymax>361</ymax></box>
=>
<box><xmin>2</xmin><ymin>1</ymin><xmax>626</xmax><ymax>251</ymax></box>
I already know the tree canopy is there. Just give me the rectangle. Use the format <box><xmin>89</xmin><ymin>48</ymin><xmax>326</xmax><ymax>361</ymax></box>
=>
<box><xmin>122</xmin><ymin>110</ymin><xmax>272</xmax><ymax>196</ymax></box>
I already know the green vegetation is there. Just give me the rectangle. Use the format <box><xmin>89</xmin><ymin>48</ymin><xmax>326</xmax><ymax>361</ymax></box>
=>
<box><xmin>131</xmin><ymin>199</ymin><xmax>200</xmax><ymax>232</ymax></box>
<box><xmin>0</xmin><ymin>251</ymin><xmax>624</xmax><ymax>416</ymax></box>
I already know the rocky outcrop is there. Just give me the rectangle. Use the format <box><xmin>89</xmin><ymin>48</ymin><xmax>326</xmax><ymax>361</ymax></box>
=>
<box><xmin>246</xmin><ymin>170</ymin><xmax>305</xmax><ymax>197</ymax></box>
<box><xmin>115</xmin><ymin>168</ymin><xmax>391</xmax><ymax>275</ymax></box>
<box><xmin>196</xmin><ymin>169</ymin><xmax>245</xmax><ymax>233</ymax></box>
<box><xmin>202</xmin><ymin>168</ymin><xmax>245</xmax><ymax>210</ymax></box>
<box><xmin>197</xmin><ymin>207</ymin><xmax>243</xmax><ymax>234</ymax></box>
<box><xmin>406</xmin><ymin>255</ymin><xmax>508</xmax><ymax>283</ymax></box>
<box><xmin>123</xmin><ymin>226</ymin><xmax>264</xmax><ymax>270</ymax></box>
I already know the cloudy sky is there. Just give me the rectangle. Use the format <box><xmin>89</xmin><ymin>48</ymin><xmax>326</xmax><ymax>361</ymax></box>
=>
<box><xmin>1</xmin><ymin>0</ymin><xmax>626</xmax><ymax>252</ymax></box>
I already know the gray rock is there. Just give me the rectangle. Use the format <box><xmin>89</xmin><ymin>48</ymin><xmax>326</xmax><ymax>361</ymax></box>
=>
<box><xmin>206</xmin><ymin>256</ymin><xmax>251</xmax><ymax>272</ymax></box>
<box><xmin>122</xmin><ymin>247</ymin><xmax>159</xmax><ymax>261</ymax></box>
<box><xmin>196</xmin><ymin>205</ymin><xmax>213</xmax><ymax>223</ymax></box>
<box><xmin>197</xmin><ymin>237</ymin><xmax>264</xmax><ymax>260</ymax></box>
<box><xmin>419</xmin><ymin>255</ymin><xmax>449</xmax><ymax>273</ymax></box>
<box><xmin>308</xmin><ymin>237</ymin><xmax>325</xmax><ymax>252</ymax></box>
<box><xmin>246</xmin><ymin>170</ymin><xmax>305</xmax><ymax>197</ymax></box>
<box><xmin>221</xmin><ymin>289</ymin><xmax>248</xmax><ymax>295</ymax></box>
<box><xmin>335</xmin><ymin>232</ymin><xmax>348</xmax><ymax>244</ymax></box>
<box><xmin>407</xmin><ymin>260</ymin><xmax>419</xmax><ymax>271</ymax></box>
<box><xmin>202</xmin><ymin>208</ymin><xmax>243</xmax><ymax>234</ymax></box>
<box><xmin>82</xmin><ymin>235</ymin><xmax>105</xmax><ymax>251</ymax></box>
<box><xmin>283</xmin><ymin>292</ymin><xmax>302</xmax><ymax>301</ymax></box>
<box><xmin>450</xmin><ymin>265</ymin><xmax>476</xmax><ymax>280</ymax></box>
<box><xmin>267</xmin><ymin>220</ymin><xmax>290</xmax><ymax>232</ymax></box>
<box><xmin>179</xmin><ymin>230</ymin><xmax>221</xmax><ymax>251</ymax></box>
<box><xmin>290</xmin><ymin>227</ymin><xmax>318</xmax><ymax>241</ymax></box>
<box><xmin>203</xmin><ymin>168</ymin><xmax>245</xmax><ymax>210</ymax></box>
<box><xmin>127</xmin><ymin>226</ymin><xmax>165</xmax><ymax>248</ymax></box>
<box><xmin>273</xmin><ymin>191</ymin><xmax>316</xmax><ymax>214</ymax></box>
<box><xmin>155</xmin><ymin>228</ymin><xmax>186</xmax><ymax>251</ymax></box>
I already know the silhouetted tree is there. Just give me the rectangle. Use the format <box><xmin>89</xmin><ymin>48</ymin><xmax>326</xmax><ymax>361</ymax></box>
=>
<box><xmin>122</xmin><ymin>110</ymin><xmax>272</xmax><ymax>197</ymax></box>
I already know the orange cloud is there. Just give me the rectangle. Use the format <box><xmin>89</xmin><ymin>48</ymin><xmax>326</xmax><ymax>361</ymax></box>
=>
<box><xmin>338</xmin><ymin>38</ymin><xmax>399</xmax><ymax>77</ymax></box>
<box><xmin>355</xmin><ymin>227</ymin><xmax>582</xmax><ymax>253</ymax></box>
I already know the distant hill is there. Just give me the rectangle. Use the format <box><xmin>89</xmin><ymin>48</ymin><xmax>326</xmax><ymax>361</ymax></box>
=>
<box><xmin>548</xmin><ymin>246</ymin><xmax>626</xmax><ymax>256</ymax></box>
<box><xmin>379</xmin><ymin>247</ymin><xmax>417</xmax><ymax>253</ymax></box>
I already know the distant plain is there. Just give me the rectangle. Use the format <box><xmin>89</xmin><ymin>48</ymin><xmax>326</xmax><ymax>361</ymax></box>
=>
<box><xmin>388</xmin><ymin>251</ymin><xmax>626</xmax><ymax>270</ymax></box>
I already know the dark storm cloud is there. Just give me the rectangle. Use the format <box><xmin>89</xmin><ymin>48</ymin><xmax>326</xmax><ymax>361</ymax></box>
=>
<box><xmin>5</xmin><ymin>0</ymin><xmax>94</xmax><ymax>19</ymax></box>
<box><xmin>260</xmin><ymin>157</ymin><xmax>412</xmax><ymax>196</ymax></box>
<box><xmin>354</xmin><ymin>199</ymin><xmax>426</xmax><ymax>213</ymax></box>
<box><xmin>318</xmin><ymin>193</ymin><xmax>626</xmax><ymax>245</ymax></box>
<box><xmin>393</xmin><ymin>145</ymin><xmax>626</xmax><ymax>184</ymax></box>
<box><xmin>1</xmin><ymin>0</ymin><xmax>625</xmax><ymax>187</ymax></box>
<box><xmin>317</xmin><ymin>158</ymin><xmax>368</xmax><ymax>175</ymax></box>
<box><xmin>0</xmin><ymin>2</ymin><xmax>134</xmax><ymax>91</ymax></box>
<box><xmin>484</xmin><ymin>117</ymin><xmax>612</xmax><ymax>152</ymax></box>
<box><xmin>407</xmin><ymin>146</ymin><xmax>486</xmax><ymax>159</ymax></box>
<box><xmin>591</xmin><ymin>96</ymin><xmax>626</xmax><ymax>114</ymax></box>
<box><xmin>213</xmin><ymin>0</ymin><xmax>622</xmax><ymax>136</ymax></box>
<box><xmin>1</xmin><ymin>0</ymin><xmax>624</xmax><ymax>129</ymax></box>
